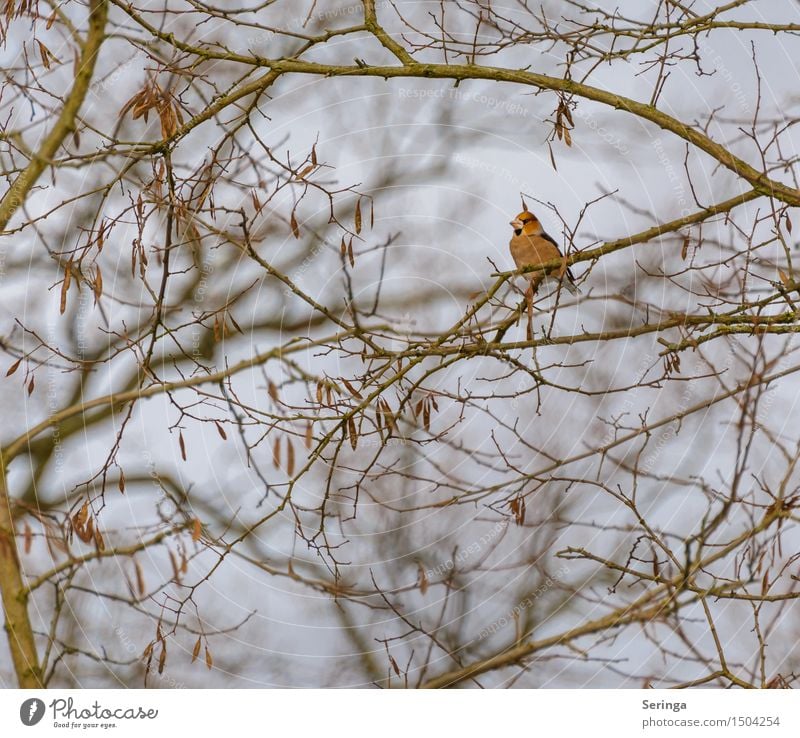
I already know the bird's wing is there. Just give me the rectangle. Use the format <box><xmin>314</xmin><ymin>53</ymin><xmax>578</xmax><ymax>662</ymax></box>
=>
<box><xmin>539</xmin><ymin>231</ymin><xmax>576</xmax><ymax>283</ymax></box>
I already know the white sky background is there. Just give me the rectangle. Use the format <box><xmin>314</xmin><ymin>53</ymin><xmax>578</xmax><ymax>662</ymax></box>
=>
<box><xmin>1</xmin><ymin>0</ymin><xmax>800</xmax><ymax>687</ymax></box>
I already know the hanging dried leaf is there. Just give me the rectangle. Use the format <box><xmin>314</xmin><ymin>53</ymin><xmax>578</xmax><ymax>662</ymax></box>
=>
<box><xmin>178</xmin><ymin>431</ymin><xmax>187</xmax><ymax>461</ymax></box>
<box><xmin>93</xmin><ymin>265</ymin><xmax>103</xmax><ymax>304</ymax></box>
<box><xmin>342</xmin><ymin>378</ymin><xmax>363</xmax><ymax>399</ymax></box>
<box><xmin>681</xmin><ymin>236</ymin><xmax>690</xmax><ymax>261</ymax></box>
<box><xmin>347</xmin><ymin>237</ymin><xmax>354</xmax><ymax>268</ymax></box>
<box><xmin>27</xmin><ymin>375</ymin><xmax>35</xmax><ymax>395</ymax></box>
<box><xmin>347</xmin><ymin>416</ymin><xmax>357</xmax><ymax>451</ymax></box>
<box><xmin>192</xmin><ymin>637</ymin><xmax>202</xmax><ymax>663</ymax></box>
<box><xmin>37</xmin><ymin>40</ymin><xmax>55</xmax><ymax>70</ymax></box>
<box><xmin>272</xmin><ymin>436</ymin><xmax>281</xmax><ymax>467</ymax></box>
<box><xmin>158</xmin><ymin>643</ymin><xmax>167</xmax><ymax>674</ymax></box>
<box><xmin>304</xmin><ymin>423</ymin><xmax>313</xmax><ymax>449</ymax></box>
<box><xmin>215</xmin><ymin>421</ymin><xmax>227</xmax><ymax>440</ymax></box>
<box><xmin>134</xmin><ymin>559</ymin><xmax>146</xmax><ymax>597</ymax></box>
<box><xmin>118</xmin><ymin>470</ymin><xmax>126</xmax><ymax>494</ymax></box>
<box><xmin>290</xmin><ymin>211</ymin><xmax>300</xmax><ymax>238</ymax></box>
<box><xmin>547</xmin><ymin>142</ymin><xmax>558</xmax><ymax>171</ymax></box>
<box><xmin>169</xmin><ymin>549</ymin><xmax>180</xmax><ymax>581</ymax></box>
<box><xmin>286</xmin><ymin>438</ymin><xmax>295</xmax><ymax>476</ymax></box>
<box><xmin>93</xmin><ymin>525</ymin><xmax>105</xmax><ymax>552</ymax></box>
<box><xmin>191</xmin><ymin>518</ymin><xmax>202</xmax><ymax>542</ymax></box>
<box><xmin>204</xmin><ymin>646</ymin><xmax>213</xmax><ymax>670</ymax></box>
<box><xmin>23</xmin><ymin>522</ymin><xmax>32</xmax><ymax>555</ymax></box>
<box><xmin>6</xmin><ymin>358</ymin><xmax>22</xmax><ymax>376</ymax></box>
<box><xmin>268</xmin><ymin>380</ymin><xmax>279</xmax><ymax>404</ymax></box>
<box><xmin>354</xmin><ymin>199</ymin><xmax>362</xmax><ymax>234</ymax></box>
<box><xmin>418</xmin><ymin>562</ymin><xmax>429</xmax><ymax>596</ymax></box>
<box><xmin>60</xmin><ymin>260</ymin><xmax>72</xmax><ymax>314</ymax></box>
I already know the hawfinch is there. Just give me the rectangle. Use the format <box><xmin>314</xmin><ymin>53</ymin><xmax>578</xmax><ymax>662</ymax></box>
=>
<box><xmin>509</xmin><ymin>210</ymin><xmax>579</xmax><ymax>294</ymax></box>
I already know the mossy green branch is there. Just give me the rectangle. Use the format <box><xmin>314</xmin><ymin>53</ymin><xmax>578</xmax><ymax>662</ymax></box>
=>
<box><xmin>0</xmin><ymin>0</ymin><xmax>109</xmax><ymax>233</ymax></box>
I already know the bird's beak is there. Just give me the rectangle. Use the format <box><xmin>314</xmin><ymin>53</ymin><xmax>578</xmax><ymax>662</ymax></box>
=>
<box><xmin>510</xmin><ymin>219</ymin><xmax>523</xmax><ymax>229</ymax></box>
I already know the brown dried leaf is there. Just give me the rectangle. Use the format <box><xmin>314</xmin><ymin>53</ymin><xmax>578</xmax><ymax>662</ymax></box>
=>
<box><xmin>297</xmin><ymin>164</ymin><xmax>315</xmax><ymax>180</ymax></box>
<box><xmin>354</xmin><ymin>199</ymin><xmax>362</xmax><ymax>234</ymax></box>
<box><xmin>304</xmin><ymin>423</ymin><xmax>313</xmax><ymax>449</ymax></box>
<box><xmin>27</xmin><ymin>375</ymin><xmax>35</xmax><ymax>395</ymax></box>
<box><xmin>215</xmin><ymin>421</ymin><xmax>227</xmax><ymax>440</ymax></box>
<box><xmin>191</xmin><ymin>518</ymin><xmax>202</xmax><ymax>542</ymax></box>
<box><xmin>347</xmin><ymin>237</ymin><xmax>354</xmax><ymax>268</ymax></box>
<box><xmin>6</xmin><ymin>357</ymin><xmax>22</xmax><ymax>376</ymax></box>
<box><xmin>135</xmin><ymin>559</ymin><xmax>146</xmax><ymax>597</ymax></box>
<box><xmin>169</xmin><ymin>549</ymin><xmax>180</xmax><ymax>582</ymax></box>
<box><xmin>37</xmin><ymin>40</ymin><xmax>53</xmax><ymax>70</ymax></box>
<box><xmin>93</xmin><ymin>265</ymin><xmax>103</xmax><ymax>304</ymax></box>
<box><xmin>192</xmin><ymin>637</ymin><xmax>202</xmax><ymax>663</ymax></box>
<box><xmin>178</xmin><ymin>431</ymin><xmax>187</xmax><ymax>461</ymax></box>
<box><xmin>23</xmin><ymin>522</ymin><xmax>32</xmax><ymax>555</ymax></box>
<box><xmin>418</xmin><ymin>562</ymin><xmax>428</xmax><ymax>596</ymax></box>
<box><xmin>290</xmin><ymin>211</ymin><xmax>300</xmax><ymax>238</ymax></box>
<box><xmin>205</xmin><ymin>646</ymin><xmax>213</xmax><ymax>670</ymax></box>
<box><xmin>286</xmin><ymin>438</ymin><xmax>295</xmax><ymax>476</ymax></box>
<box><xmin>348</xmin><ymin>416</ymin><xmax>357</xmax><ymax>451</ymax></box>
<box><xmin>272</xmin><ymin>436</ymin><xmax>281</xmax><ymax>467</ymax></box>
<box><xmin>547</xmin><ymin>141</ymin><xmax>557</xmax><ymax>171</ymax></box>
<box><xmin>268</xmin><ymin>380</ymin><xmax>279</xmax><ymax>404</ymax></box>
<box><xmin>342</xmin><ymin>378</ymin><xmax>363</xmax><ymax>399</ymax></box>
<box><xmin>60</xmin><ymin>260</ymin><xmax>72</xmax><ymax>314</ymax></box>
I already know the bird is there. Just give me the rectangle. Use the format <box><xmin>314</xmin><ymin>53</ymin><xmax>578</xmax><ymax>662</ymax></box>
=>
<box><xmin>509</xmin><ymin>210</ymin><xmax>579</xmax><ymax>295</ymax></box>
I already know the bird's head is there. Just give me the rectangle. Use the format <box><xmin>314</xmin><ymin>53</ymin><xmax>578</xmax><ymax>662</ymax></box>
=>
<box><xmin>510</xmin><ymin>211</ymin><xmax>541</xmax><ymax>236</ymax></box>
